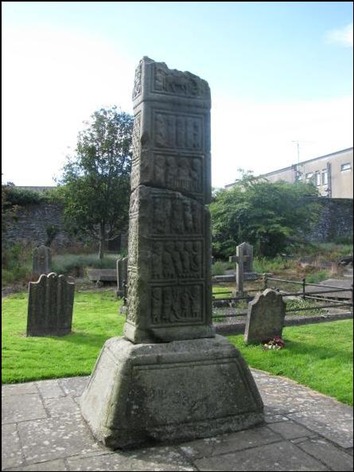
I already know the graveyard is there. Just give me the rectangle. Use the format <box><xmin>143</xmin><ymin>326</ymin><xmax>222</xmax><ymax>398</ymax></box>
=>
<box><xmin>2</xmin><ymin>57</ymin><xmax>353</xmax><ymax>470</ymax></box>
<box><xmin>2</xmin><ymin>289</ymin><xmax>353</xmax><ymax>406</ymax></box>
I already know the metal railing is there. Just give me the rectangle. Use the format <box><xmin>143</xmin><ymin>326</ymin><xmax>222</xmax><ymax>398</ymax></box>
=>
<box><xmin>212</xmin><ymin>274</ymin><xmax>353</xmax><ymax>320</ymax></box>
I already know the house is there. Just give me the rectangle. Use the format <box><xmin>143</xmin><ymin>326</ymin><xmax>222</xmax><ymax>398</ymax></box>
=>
<box><xmin>225</xmin><ymin>147</ymin><xmax>353</xmax><ymax>199</ymax></box>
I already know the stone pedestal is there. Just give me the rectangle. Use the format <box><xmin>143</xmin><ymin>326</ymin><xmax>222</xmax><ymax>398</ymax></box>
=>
<box><xmin>80</xmin><ymin>335</ymin><xmax>264</xmax><ymax>450</ymax></box>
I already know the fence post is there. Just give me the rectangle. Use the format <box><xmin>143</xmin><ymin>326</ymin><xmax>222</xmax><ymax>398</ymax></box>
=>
<box><xmin>263</xmin><ymin>273</ymin><xmax>268</xmax><ymax>291</ymax></box>
<box><xmin>302</xmin><ymin>278</ymin><xmax>306</xmax><ymax>299</ymax></box>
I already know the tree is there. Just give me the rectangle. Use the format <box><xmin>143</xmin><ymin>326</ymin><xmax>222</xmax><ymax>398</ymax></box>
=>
<box><xmin>209</xmin><ymin>172</ymin><xmax>322</xmax><ymax>259</ymax></box>
<box><xmin>57</xmin><ymin>106</ymin><xmax>133</xmax><ymax>259</ymax></box>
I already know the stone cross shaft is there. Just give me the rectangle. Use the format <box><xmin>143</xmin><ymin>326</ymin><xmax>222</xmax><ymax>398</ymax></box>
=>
<box><xmin>123</xmin><ymin>56</ymin><xmax>214</xmax><ymax>343</ymax></box>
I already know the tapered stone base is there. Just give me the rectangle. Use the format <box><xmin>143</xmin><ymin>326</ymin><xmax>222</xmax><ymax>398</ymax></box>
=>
<box><xmin>80</xmin><ymin>335</ymin><xmax>264</xmax><ymax>450</ymax></box>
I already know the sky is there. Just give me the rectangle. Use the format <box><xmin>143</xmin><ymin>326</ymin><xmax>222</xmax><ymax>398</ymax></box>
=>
<box><xmin>2</xmin><ymin>1</ymin><xmax>353</xmax><ymax>189</ymax></box>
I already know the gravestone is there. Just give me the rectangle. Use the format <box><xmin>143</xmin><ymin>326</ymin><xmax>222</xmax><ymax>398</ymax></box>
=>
<box><xmin>80</xmin><ymin>57</ymin><xmax>264</xmax><ymax>449</ymax></box>
<box><xmin>32</xmin><ymin>245</ymin><xmax>51</xmax><ymax>277</ymax></box>
<box><xmin>230</xmin><ymin>242</ymin><xmax>258</xmax><ymax>295</ymax></box>
<box><xmin>27</xmin><ymin>272</ymin><xmax>75</xmax><ymax>336</ymax></box>
<box><xmin>116</xmin><ymin>256</ymin><xmax>128</xmax><ymax>297</ymax></box>
<box><xmin>244</xmin><ymin>288</ymin><xmax>286</xmax><ymax>344</ymax></box>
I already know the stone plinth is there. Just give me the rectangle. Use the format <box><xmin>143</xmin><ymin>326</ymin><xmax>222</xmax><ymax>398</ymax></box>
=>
<box><xmin>80</xmin><ymin>335</ymin><xmax>264</xmax><ymax>450</ymax></box>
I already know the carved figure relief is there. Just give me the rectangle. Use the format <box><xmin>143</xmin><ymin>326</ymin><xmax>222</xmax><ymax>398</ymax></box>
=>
<box><xmin>151</xmin><ymin>240</ymin><xmax>202</xmax><ymax>280</ymax></box>
<box><xmin>130</xmin><ymin>113</ymin><xmax>141</xmax><ymax>189</ymax></box>
<box><xmin>151</xmin><ymin>195</ymin><xmax>203</xmax><ymax>235</ymax></box>
<box><xmin>127</xmin><ymin>218</ymin><xmax>138</xmax><ymax>267</ymax></box>
<box><xmin>125</xmin><ymin>58</ymin><xmax>212</xmax><ymax>341</ymax></box>
<box><xmin>151</xmin><ymin>285</ymin><xmax>203</xmax><ymax>324</ymax></box>
<box><xmin>126</xmin><ymin>273</ymin><xmax>138</xmax><ymax>323</ymax></box>
<box><xmin>154</xmin><ymin>112</ymin><xmax>203</xmax><ymax>151</ymax></box>
<box><xmin>152</xmin><ymin>63</ymin><xmax>210</xmax><ymax>99</ymax></box>
<box><xmin>165</xmin><ymin>155</ymin><xmax>177</xmax><ymax>188</ymax></box>
<box><xmin>150</xmin><ymin>154</ymin><xmax>203</xmax><ymax>195</ymax></box>
<box><xmin>132</xmin><ymin>61</ymin><xmax>142</xmax><ymax>99</ymax></box>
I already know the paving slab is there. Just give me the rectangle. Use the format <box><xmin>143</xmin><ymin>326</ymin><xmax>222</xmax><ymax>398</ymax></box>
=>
<box><xmin>192</xmin><ymin>440</ymin><xmax>329</xmax><ymax>471</ymax></box>
<box><xmin>2</xmin><ymin>370</ymin><xmax>353</xmax><ymax>471</ymax></box>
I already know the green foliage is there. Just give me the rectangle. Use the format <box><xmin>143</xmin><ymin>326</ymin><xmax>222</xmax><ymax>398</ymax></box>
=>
<box><xmin>2</xmin><ymin>184</ymin><xmax>20</xmax><ymax>237</ymax></box>
<box><xmin>45</xmin><ymin>224</ymin><xmax>60</xmax><ymax>247</ymax></box>
<box><xmin>305</xmin><ymin>270</ymin><xmax>331</xmax><ymax>283</ymax></box>
<box><xmin>57</xmin><ymin>106</ymin><xmax>134</xmax><ymax>259</ymax></box>
<box><xmin>51</xmin><ymin>253</ymin><xmax>118</xmax><ymax>276</ymax></box>
<box><xmin>301</xmin><ymin>242</ymin><xmax>352</xmax><ymax>260</ymax></box>
<box><xmin>209</xmin><ymin>172</ymin><xmax>321</xmax><ymax>259</ymax></box>
<box><xmin>285</xmin><ymin>298</ymin><xmax>326</xmax><ymax>316</ymax></box>
<box><xmin>253</xmin><ymin>255</ymin><xmax>292</xmax><ymax>274</ymax></box>
<box><xmin>1</xmin><ymin>185</ymin><xmax>61</xmax><ymax>206</ymax></box>
<box><xmin>212</xmin><ymin>260</ymin><xmax>231</xmax><ymax>275</ymax></box>
<box><xmin>1</xmin><ymin>243</ymin><xmax>32</xmax><ymax>285</ymax></box>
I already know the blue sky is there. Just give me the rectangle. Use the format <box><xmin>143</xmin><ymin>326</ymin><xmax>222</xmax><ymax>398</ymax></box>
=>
<box><xmin>2</xmin><ymin>1</ymin><xmax>353</xmax><ymax>188</ymax></box>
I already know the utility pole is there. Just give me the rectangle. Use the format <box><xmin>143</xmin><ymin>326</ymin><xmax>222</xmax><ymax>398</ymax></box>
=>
<box><xmin>291</xmin><ymin>140</ymin><xmax>313</xmax><ymax>164</ymax></box>
<box><xmin>291</xmin><ymin>140</ymin><xmax>300</xmax><ymax>164</ymax></box>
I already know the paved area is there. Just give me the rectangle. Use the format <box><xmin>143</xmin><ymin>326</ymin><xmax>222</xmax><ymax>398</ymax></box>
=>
<box><xmin>2</xmin><ymin>369</ymin><xmax>353</xmax><ymax>471</ymax></box>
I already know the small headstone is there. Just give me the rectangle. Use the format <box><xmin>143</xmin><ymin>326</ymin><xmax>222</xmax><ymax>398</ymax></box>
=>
<box><xmin>27</xmin><ymin>272</ymin><xmax>75</xmax><ymax>336</ymax></box>
<box><xmin>116</xmin><ymin>257</ymin><xmax>128</xmax><ymax>297</ymax></box>
<box><xmin>32</xmin><ymin>245</ymin><xmax>51</xmax><ymax>277</ymax></box>
<box><xmin>230</xmin><ymin>242</ymin><xmax>258</xmax><ymax>296</ymax></box>
<box><xmin>244</xmin><ymin>288</ymin><xmax>286</xmax><ymax>344</ymax></box>
<box><xmin>241</xmin><ymin>242</ymin><xmax>254</xmax><ymax>274</ymax></box>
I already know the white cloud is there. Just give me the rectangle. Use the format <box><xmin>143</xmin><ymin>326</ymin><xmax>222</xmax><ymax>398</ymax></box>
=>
<box><xmin>325</xmin><ymin>23</ymin><xmax>353</xmax><ymax>47</ymax></box>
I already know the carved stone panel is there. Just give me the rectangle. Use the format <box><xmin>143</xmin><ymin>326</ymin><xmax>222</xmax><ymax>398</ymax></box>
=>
<box><xmin>124</xmin><ymin>58</ymin><xmax>213</xmax><ymax>343</ymax></box>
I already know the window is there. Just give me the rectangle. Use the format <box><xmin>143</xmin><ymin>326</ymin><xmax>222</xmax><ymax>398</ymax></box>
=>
<box><xmin>315</xmin><ymin>172</ymin><xmax>321</xmax><ymax>186</ymax></box>
<box><xmin>341</xmin><ymin>163</ymin><xmax>352</xmax><ymax>172</ymax></box>
<box><xmin>305</xmin><ymin>172</ymin><xmax>314</xmax><ymax>182</ymax></box>
<box><xmin>321</xmin><ymin>170</ymin><xmax>328</xmax><ymax>185</ymax></box>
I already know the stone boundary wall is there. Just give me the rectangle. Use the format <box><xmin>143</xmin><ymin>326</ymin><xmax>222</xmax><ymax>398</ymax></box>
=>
<box><xmin>4</xmin><ymin>198</ymin><xmax>353</xmax><ymax>250</ymax></box>
<box><xmin>307</xmin><ymin>198</ymin><xmax>353</xmax><ymax>243</ymax></box>
<box><xmin>4</xmin><ymin>203</ymin><xmax>79</xmax><ymax>250</ymax></box>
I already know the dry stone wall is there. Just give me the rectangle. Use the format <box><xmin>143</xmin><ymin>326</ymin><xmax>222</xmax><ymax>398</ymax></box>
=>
<box><xmin>4</xmin><ymin>203</ymin><xmax>73</xmax><ymax>249</ymax></box>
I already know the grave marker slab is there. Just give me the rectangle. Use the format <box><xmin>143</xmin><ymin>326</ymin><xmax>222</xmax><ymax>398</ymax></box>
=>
<box><xmin>116</xmin><ymin>257</ymin><xmax>128</xmax><ymax>297</ymax></box>
<box><xmin>32</xmin><ymin>245</ymin><xmax>51</xmax><ymax>277</ymax></box>
<box><xmin>244</xmin><ymin>288</ymin><xmax>286</xmax><ymax>344</ymax></box>
<box><xmin>27</xmin><ymin>272</ymin><xmax>75</xmax><ymax>336</ymax></box>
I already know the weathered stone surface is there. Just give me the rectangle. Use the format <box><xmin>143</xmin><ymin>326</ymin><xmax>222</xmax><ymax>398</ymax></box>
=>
<box><xmin>116</xmin><ymin>256</ymin><xmax>128</xmax><ymax>296</ymax></box>
<box><xmin>244</xmin><ymin>288</ymin><xmax>286</xmax><ymax>344</ymax></box>
<box><xmin>32</xmin><ymin>244</ymin><xmax>51</xmax><ymax>276</ymax></box>
<box><xmin>80</xmin><ymin>335</ymin><xmax>264</xmax><ymax>450</ymax></box>
<box><xmin>3</xmin><ymin>372</ymin><xmax>353</xmax><ymax>471</ymax></box>
<box><xmin>124</xmin><ymin>56</ymin><xmax>213</xmax><ymax>344</ymax></box>
<box><xmin>192</xmin><ymin>440</ymin><xmax>329</xmax><ymax>471</ymax></box>
<box><xmin>27</xmin><ymin>272</ymin><xmax>75</xmax><ymax>336</ymax></box>
<box><xmin>80</xmin><ymin>57</ymin><xmax>264</xmax><ymax>450</ymax></box>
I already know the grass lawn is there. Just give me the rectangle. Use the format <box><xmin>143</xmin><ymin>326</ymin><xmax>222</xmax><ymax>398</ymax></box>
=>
<box><xmin>2</xmin><ymin>290</ymin><xmax>353</xmax><ymax>406</ymax></box>
<box><xmin>228</xmin><ymin>320</ymin><xmax>353</xmax><ymax>406</ymax></box>
<box><xmin>2</xmin><ymin>290</ymin><xmax>125</xmax><ymax>383</ymax></box>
